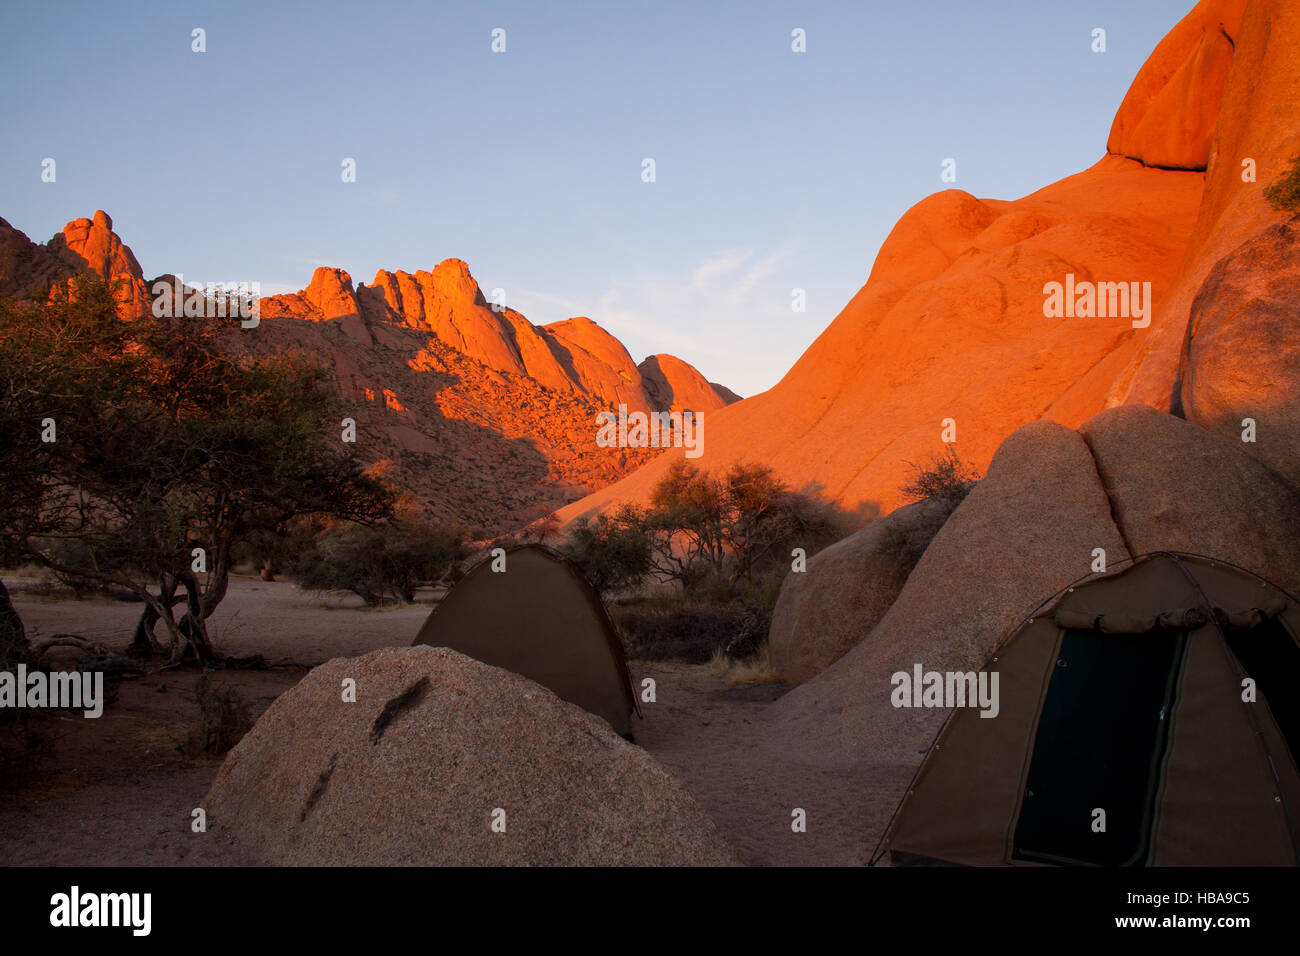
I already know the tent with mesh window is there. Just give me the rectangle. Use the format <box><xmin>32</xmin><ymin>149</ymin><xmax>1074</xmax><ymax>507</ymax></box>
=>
<box><xmin>876</xmin><ymin>551</ymin><xmax>1300</xmax><ymax>866</ymax></box>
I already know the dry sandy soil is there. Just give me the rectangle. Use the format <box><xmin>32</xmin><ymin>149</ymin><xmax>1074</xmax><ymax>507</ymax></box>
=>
<box><xmin>0</xmin><ymin>576</ymin><xmax>909</xmax><ymax>867</ymax></box>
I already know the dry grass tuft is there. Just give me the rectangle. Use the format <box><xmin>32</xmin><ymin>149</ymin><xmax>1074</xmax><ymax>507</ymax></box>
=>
<box><xmin>708</xmin><ymin>643</ymin><xmax>782</xmax><ymax>686</ymax></box>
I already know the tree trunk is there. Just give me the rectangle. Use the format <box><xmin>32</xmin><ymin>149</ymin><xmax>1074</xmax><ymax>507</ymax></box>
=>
<box><xmin>151</xmin><ymin>598</ymin><xmax>183</xmax><ymax>657</ymax></box>
<box><xmin>171</xmin><ymin>544</ymin><xmax>233</xmax><ymax>667</ymax></box>
<box><xmin>178</xmin><ymin>574</ymin><xmax>216</xmax><ymax>667</ymax></box>
<box><xmin>130</xmin><ymin>575</ymin><xmax>178</xmax><ymax>656</ymax></box>
<box><xmin>200</xmin><ymin>549</ymin><xmax>231</xmax><ymax>617</ymax></box>
<box><xmin>129</xmin><ymin>603</ymin><xmax>159</xmax><ymax>655</ymax></box>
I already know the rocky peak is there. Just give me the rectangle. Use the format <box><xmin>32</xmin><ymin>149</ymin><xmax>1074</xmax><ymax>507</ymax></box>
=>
<box><xmin>261</xmin><ymin>257</ymin><xmax>738</xmax><ymax>417</ymax></box>
<box><xmin>0</xmin><ymin>210</ymin><xmax>148</xmax><ymax>316</ymax></box>
<box><xmin>50</xmin><ymin>209</ymin><xmax>144</xmax><ymax>282</ymax></box>
<box><xmin>1106</xmin><ymin>0</ymin><xmax>1246</xmax><ymax>171</ymax></box>
<box><xmin>303</xmin><ymin>267</ymin><xmax>359</xmax><ymax>320</ymax></box>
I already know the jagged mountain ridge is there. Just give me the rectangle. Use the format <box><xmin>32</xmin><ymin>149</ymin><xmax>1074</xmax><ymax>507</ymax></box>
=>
<box><xmin>260</xmin><ymin>261</ymin><xmax>736</xmax><ymax>416</ymax></box>
<box><xmin>0</xmin><ymin>213</ymin><xmax>737</xmax><ymax>530</ymax></box>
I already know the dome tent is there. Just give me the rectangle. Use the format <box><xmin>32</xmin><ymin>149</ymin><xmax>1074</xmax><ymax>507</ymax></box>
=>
<box><xmin>877</xmin><ymin>551</ymin><xmax>1300</xmax><ymax>866</ymax></box>
<box><xmin>413</xmin><ymin>545</ymin><xmax>637</xmax><ymax>737</ymax></box>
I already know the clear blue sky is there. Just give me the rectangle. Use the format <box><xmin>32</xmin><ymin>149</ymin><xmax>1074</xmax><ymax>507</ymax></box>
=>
<box><xmin>0</xmin><ymin>0</ymin><xmax>1195</xmax><ymax>396</ymax></box>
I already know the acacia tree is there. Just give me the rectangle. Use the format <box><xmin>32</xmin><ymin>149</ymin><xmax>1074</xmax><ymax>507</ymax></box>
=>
<box><xmin>639</xmin><ymin>460</ymin><xmax>840</xmax><ymax>593</ymax></box>
<box><xmin>640</xmin><ymin>460</ymin><xmax>725</xmax><ymax>590</ymax></box>
<box><xmin>140</xmin><ymin>344</ymin><xmax>393</xmax><ymax>661</ymax></box>
<box><xmin>291</xmin><ymin>519</ymin><xmax>461</xmax><ymax>606</ymax></box>
<box><xmin>722</xmin><ymin>463</ymin><xmax>840</xmax><ymax>584</ymax></box>
<box><xmin>0</xmin><ymin>277</ymin><xmax>138</xmax><ymax>663</ymax></box>
<box><xmin>0</xmin><ymin>277</ymin><xmax>394</xmax><ymax>664</ymax></box>
<box><xmin>560</xmin><ymin>504</ymin><xmax>653</xmax><ymax>596</ymax></box>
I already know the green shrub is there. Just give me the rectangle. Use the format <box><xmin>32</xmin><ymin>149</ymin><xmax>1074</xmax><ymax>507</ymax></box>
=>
<box><xmin>36</xmin><ymin>538</ymin><xmax>120</xmax><ymax>598</ymax></box>
<box><xmin>191</xmin><ymin>674</ymin><xmax>252</xmax><ymax>756</ymax></box>
<box><xmin>291</xmin><ymin>521</ymin><xmax>459</xmax><ymax>605</ymax></box>
<box><xmin>1264</xmin><ymin>155</ymin><xmax>1300</xmax><ymax>212</ymax></box>
<box><xmin>738</xmin><ymin>572</ymin><xmax>784</xmax><ymax>613</ymax></box>
<box><xmin>900</xmin><ymin>448</ymin><xmax>980</xmax><ymax>506</ymax></box>
<box><xmin>611</xmin><ymin>599</ymin><xmax>770</xmax><ymax>664</ymax></box>
<box><xmin>560</xmin><ymin>505</ymin><xmax>652</xmax><ymax>596</ymax></box>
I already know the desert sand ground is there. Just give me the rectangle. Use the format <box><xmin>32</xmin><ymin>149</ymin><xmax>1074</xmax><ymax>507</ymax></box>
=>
<box><xmin>0</xmin><ymin>577</ymin><xmax>909</xmax><ymax>866</ymax></box>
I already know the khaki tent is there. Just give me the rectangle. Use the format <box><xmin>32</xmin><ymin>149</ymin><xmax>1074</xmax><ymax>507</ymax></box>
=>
<box><xmin>413</xmin><ymin>545</ymin><xmax>637</xmax><ymax>737</ymax></box>
<box><xmin>878</xmin><ymin>552</ymin><xmax>1300</xmax><ymax>866</ymax></box>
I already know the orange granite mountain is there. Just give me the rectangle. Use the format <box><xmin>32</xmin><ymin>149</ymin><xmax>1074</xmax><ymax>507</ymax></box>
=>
<box><xmin>559</xmin><ymin>0</ymin><xmax>1298</xmax><ymax>527</ymax></box>
<box><xmin>0</xmin><ymin>210</ymin><xmax>150</xmax><ymax>317</ymax></box>
<box><xmin>0</xmin><ymin>216</ymin><xmax>737</xmax><ymax>530</ymax></box>
<box><xmin>259</xmin><ymin>262</ymin><xmax>735</xmax><ymax>417</ymax></box>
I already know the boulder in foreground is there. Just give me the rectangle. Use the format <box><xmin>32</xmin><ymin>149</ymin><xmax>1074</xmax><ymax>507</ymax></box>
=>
<box><xmin>769</xmin><ymin>497</ymin><xmax>956</xmax><ymax>684</ymax></box>
<box><xmin>204</xmin><ymin>645</ymin><xmax>736</xmax><ymax>866</ymax></box>
<box><xmin>1178</xmin><ymin>218</ymin><xmax>1300</xmax><ymax>493</ymax></box>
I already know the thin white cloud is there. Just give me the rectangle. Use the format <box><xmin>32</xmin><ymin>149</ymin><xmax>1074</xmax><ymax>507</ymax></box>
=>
<box><xmin>490</xmin><ymin>241</ymin><xmax>813</xmax><ymax>395</ymax></box>
<box><xmin>728</xmin><ymin>247</ymin><xmax>789</xmax><ymax>304</ymax></box>
<box><xmin>512</xmin><ymin>288</ymin><xmax>587</xmax><ymax>320</ymax></box>
<box><xmin>690</xmin><ymin>249</ymin><xmax>752</xmax><ymax>291</ymax></box>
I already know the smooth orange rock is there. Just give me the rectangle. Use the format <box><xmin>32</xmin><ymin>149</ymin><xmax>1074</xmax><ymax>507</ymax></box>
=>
<box><xmin>559</xmin><ymin>155</ymin><xmax>1203</xmax><ymax>526</ymax></box>
<box><xmin>639</xmin><ymin>353</ymin><xmax>739</xmax><ymax>413</ymax></box>
<box><xmin>558</xmin><ymin>0</ymin><xmax>1287</xmax><ymax>530</ymax></box>
<box><xmin>542</xmin><ymin>316</ymin><xmax>655</xmax><ymax>411</ymax></box>
<box><xmin>1107</xmin><ymin>0</ymin><xmax>1246</xmax><ymax>171</ymax></box>
<box><xmin>1117</xmin><ymin>0</ymin><xmax>1300</xmax><ymax>416</ymax></box>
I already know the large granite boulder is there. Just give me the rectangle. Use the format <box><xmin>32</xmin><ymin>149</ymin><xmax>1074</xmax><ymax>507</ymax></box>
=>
<box><xmin>205</xmin><ymin>645</ymin><xmax>737</xmax><ymax>866</ymax></box>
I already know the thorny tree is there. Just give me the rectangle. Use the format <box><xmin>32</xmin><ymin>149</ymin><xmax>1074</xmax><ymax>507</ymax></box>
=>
<box><xmin>642</xmin><ymin>459</ymin><xmax>840</xmax><ymax>593</ymax></box>
<box><xmin>0</xmin><ymin>276</ymin><xmax>393</xmax><ymax>665</ymax></box>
